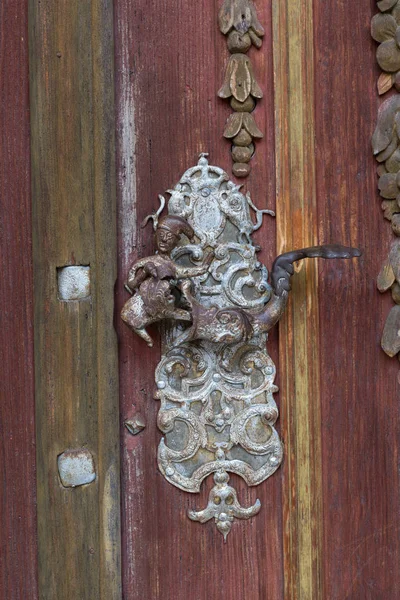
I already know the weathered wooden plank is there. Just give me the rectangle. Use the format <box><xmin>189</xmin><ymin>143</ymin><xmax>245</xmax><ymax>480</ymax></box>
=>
<box><xmin>28</xmin><ymin>1</ymin><xmax>121</xmax><ymax>598</ymax></box>
<box><xmin>0</xmin><ymin>1</ymin><xmax>38</xmax><ymax>598</ymax></box>
<box><xmin>114</xmin><ymin>0</ymin><xmax>283</xmax><ymax>598</ymax></box>
<box><xmin>272</xmin><ymin>1</ymin><xmax>323</xmax><ymax>598</ymax></box>
<box><xmin>315</xmin><ymin>1</ymin><xmax>400</xmax><ymax>597</ymax></box>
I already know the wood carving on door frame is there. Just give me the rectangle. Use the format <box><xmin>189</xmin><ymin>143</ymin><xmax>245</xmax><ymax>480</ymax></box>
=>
<box><xmin>372</xmin><ymin>2</ymin><xmax>400</xmax><ymax>369</ymax></box>
<box><xmin>218</xmin><ymin>0</ymin><xmax>264</xmax><ymax>178</ymax></box>
<box><xmin>371</xmin><ymin>0</ymin><xmax>400</xmax><ymax>95</ymax></box>
<box><xmin>121</xmin><ymin>154</ymin><xmax>360</xmax><ymax>539</ymax></box>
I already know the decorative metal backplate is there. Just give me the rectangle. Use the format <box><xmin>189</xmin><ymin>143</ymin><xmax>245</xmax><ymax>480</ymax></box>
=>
<box><xmin>121</xmin><ymin>154</ymin><xmax>359</xmax><ymax>539</ymax></box>
<box><xmin>155</xmin><ymin>155</ymin><xmax>281</xmax><ymax>539</ymax></box>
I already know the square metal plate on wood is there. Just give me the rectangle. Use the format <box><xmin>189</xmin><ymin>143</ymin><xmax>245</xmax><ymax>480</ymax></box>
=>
<box><xmin>57</xmin><ymin>266</ymin><xmax>91</xmax><ymax>301</ymax></box>
<box><xmin>57</xmin><ymin>448</ymin><xmax>96</xmax><ymax>488</ymax></box>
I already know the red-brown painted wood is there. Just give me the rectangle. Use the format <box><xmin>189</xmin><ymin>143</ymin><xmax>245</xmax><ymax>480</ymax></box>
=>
<box><xmin>314</xmin><ymin>1</ymin><xmax>400</xmax><ymax>597</ymax></box>
<box><xmin>0</xmin><ymin>1</ymin><xmax>38</xmax><ymax>598</ymax></box>
<box><xmin>114</xmin><ymin>1</ymin><xmax>282</xmax><ymax>598</ymax></box>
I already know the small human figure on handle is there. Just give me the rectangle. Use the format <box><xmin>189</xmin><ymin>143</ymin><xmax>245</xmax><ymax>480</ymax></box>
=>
<box><xmin>121</xmin><ymin>215</ymin><xmax>213</xmax><ymax>347</ymax></box>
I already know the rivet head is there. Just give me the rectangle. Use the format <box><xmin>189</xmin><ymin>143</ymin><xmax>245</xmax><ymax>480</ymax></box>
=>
<box><xmin>157</xmin><ymin>380</ymin><xmax>166</xmax><ymax>389</ymax></box>
<box><xmin>212</xmin><ymin>373</ymin><xmax>221</xmax><ymax>382</ymax></box>
<box><xmin>166</xmin><ymin>467</ymin><xmax>175</xmax><ymax>477</ymax></box>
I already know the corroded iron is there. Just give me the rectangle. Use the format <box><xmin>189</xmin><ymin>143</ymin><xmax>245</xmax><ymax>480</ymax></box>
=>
<box><xmin>122</xmin><ymin>154</ymin><xmax>360</xmax><ymax>539</ymax></box>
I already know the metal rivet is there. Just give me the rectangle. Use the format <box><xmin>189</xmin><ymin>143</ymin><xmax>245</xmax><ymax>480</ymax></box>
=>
<box><xmin>125</xmin><ymin>414</ymin><xmax>146</xmax><ymax>436</ymax></box>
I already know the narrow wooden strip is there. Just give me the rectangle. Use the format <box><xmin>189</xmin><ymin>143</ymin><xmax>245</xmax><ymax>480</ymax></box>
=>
<box><xmin>28</xmin><ymin>1</ymin><xmax>121</xmax><ymax>598</ymax></box>
<box><xmin>272</xmin><ymin>1</ymin><xmax>323</xmax><ymax>598</ymax></box>
<box><xmin>0</xmin><ymin>2</ymin><xmax>38</xmax><ymax>598</ymax></box>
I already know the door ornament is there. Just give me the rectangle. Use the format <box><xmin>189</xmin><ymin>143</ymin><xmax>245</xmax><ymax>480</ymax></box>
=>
<box><xmin>122</xmin><ymin>154</ymin><xmax>360</xmax><ymax>539</ymax></box>
<box><xmin>372</xmin><ymin>2</ymin><xmax>400</xmax><ymax>370</ymax></box>
<box><xmin>372</xmin><ymin>96</ymin><xmax>400</xmax><ymax>362</ymax></box>
<box><xmin>371</xmin><ymin>0</ymin><xmax>400</xmax><ymax>95</ymax></box>
<box><xmin>218</xmin><ymin>0</ymin><xmax>264</xmax><ymax>177</ymax></box>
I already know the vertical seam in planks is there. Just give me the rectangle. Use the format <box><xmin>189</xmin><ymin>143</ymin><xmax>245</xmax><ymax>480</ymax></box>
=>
<box><xmin>272</xmin><ymin>1</ymin><xmax>323</xmax><ymax>598</ymax></box>
<box><xmin>28</xmin><ymin>1</ymin><xmax>122</xmax><ymax>598</ymax></box>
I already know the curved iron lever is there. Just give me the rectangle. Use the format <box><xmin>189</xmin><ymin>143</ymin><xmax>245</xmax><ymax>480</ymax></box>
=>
<box><xmin>271</xmin><ymin>244</ymin><xmax>361</xmax><ymax>296</ymax></box>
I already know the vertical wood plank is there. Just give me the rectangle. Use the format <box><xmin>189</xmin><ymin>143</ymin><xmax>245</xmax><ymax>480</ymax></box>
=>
<box><xmin>0</xmin><ymin>1</ymin><xmax>38</xmax><ymax>598</ymax></box>
<box><xmin>272</xmin><ymin>2</ymin><xmax>323</xmax><ymax>598</ymax></box>
<box><xmin>114</xmin><ymin>1</ymin><xmax>283</xmax><ymax>598</ymax></box>
<box><xmin>315</xmin><ymin>1</ymin><xmax>400</xmax><ymax>597</ymax></box>
<box><xmin>28</xmin><ymin>1</ymin><xmax>121</xmax><ymax>598</ymax></box>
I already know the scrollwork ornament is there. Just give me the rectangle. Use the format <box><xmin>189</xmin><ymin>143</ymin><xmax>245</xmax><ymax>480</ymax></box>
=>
<box><xmin>121</xmin><ymin>155</ymin><xmax>360</xmax><ymax>538</ymax></box>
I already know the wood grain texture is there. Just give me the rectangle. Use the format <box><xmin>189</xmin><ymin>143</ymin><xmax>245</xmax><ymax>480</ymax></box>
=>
<box><xmin>0</xmin><ymin>1</ymin><xmax>38</xmax><ymax>598</ymax></box>
<box><xmin>315</xmin><ymin>0</ymin><xmax>400</xmax><ymax>597</ymax></box>
<box><xmin>114</xmin><ymin>1</ymin><xmax>282</xmax><ymax>598</ymax></box>
<box><xmin>272</xmin><ymin>1</ymin><xmax>323</xmax><ymax>598</ymax></box>
<box><xmin>28</xmin><ymin>1</ymin><xmax>121</xmax><ymax>598</ymax></box>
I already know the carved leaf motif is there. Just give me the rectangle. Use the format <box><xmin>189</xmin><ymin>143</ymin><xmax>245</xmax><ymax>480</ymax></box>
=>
<box><xmin>389</xmin><ymin>240</ymin><xmax>400</xmax><ymax>281</ymax></box>
<box><xmin>381</xmin><ymin>305</ymin><xmax>400</xmax><ymax>356</ymax></box>
<box><xmin>371</xmin><ymin>13</ymin><xmax>397</xmax><ymax>42</ymax></box>
<box><xmin>218</xmin><ymin>0</ymin><xmax>265</xmax><ymax>38</ymax></box>
<box><xmin>377</xmin><ymin>39</ymin><xmax>400</xmax><ymax>72</ymax></box>
<box><xmin>392</xmin><ymin>3</ymin><xmax>400</xmax><ymax>23</ymax></box>
<box><xmin>218</xmin><ymin>54</ymin><xmax>262</xmax><ymax>102</ymax></box>
<box><xmin>223</xmin><ymin>112</ymin><xmax>243</xmax><ymax>138</ymax></box>
<box><xmin>242</xmin><ymin>113</ymin><xmax>263</xmax><ymax>138</ymax></box>
<box><xmin>378</xmin><ymin>172</ymin><xmax>399</xmax><ymax>197</ymax></box>
<box><xmin>382</xmin><ymin>199</ymin><xmax>400</xmax><ymax>220</ymax></box>
<box><xmin>377</xmin><ymin>0</ymin><xmax>398</xmax><ymax>11</ymax></box>
<box><xmin>372</xmin><ymin>95</ymin><xmax>400</xmax><ymax>157</ymax></box>
<box><xmin>378</xmin><ymin>72</ymin><xmax>394</xmax><ymax>94</ymax></box>
<box><xmin>377</xmin><ymin>260</ymin><xmax>395</xmax><ymax>291</ymax></box>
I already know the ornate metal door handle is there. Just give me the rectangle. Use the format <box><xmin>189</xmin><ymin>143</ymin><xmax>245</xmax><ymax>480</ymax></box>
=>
<box><xmin>121</xmin><ymin>154</ymin><xmax>360</xmax><ymax>539</ymax></box>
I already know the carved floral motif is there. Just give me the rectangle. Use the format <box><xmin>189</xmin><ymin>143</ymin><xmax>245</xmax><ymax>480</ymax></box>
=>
<box><xmin>372</xmin><ymin>0</ymin><xmax>400</xmax><ymax>94</ymax></box>
<box><xmin>372</xmin><ymin>95</ymin><xmax>400</xmax><ymax>361</ymax></box>
<box><xmin>218</xmin><ymin>0</ymin><xmax>264</xmax><ymax>177</ymax></box>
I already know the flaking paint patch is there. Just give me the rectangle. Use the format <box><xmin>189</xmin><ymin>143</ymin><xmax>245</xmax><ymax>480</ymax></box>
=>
<box><xmin>118</xmin><ymin>19</ymin><xmax>137</xmax><ymax>265</ymax></box>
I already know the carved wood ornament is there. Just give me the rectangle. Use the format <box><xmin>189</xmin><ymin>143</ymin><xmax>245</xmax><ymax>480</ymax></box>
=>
<box><xmin>372</xmin><ymin>2</ymin><xmax>400</xmax><ymax>368</ymax></box>
<box><xmin>218</xmin><ymin>0</ymin><xmax>264</xmax><ymax>177</ymax></box>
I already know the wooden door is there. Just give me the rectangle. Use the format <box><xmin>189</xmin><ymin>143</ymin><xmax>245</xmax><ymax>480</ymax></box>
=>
<box><xmin>2</xmin><ymin>0</ymin><xmax>400</xmax><ymax>599</ymax></box>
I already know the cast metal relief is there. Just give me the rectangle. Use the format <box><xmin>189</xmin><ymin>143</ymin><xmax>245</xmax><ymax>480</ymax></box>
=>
<box><xmin>122</xmin><ymin>154</ymin><xmax>360</xmax><ymax>539</ymax></box>
<box><xmin>218</xmin><ymin>0</ymin><xmax>264</xmax><ymax>177</ymax></box>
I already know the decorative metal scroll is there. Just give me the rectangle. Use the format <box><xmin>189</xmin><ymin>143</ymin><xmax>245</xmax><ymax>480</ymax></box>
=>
<box><xmin>121</xmin><ymin>154</ymin><xmax>360</xmax><ymax>539</ymax></box>
<box><xmin>372</xmin><ymin>3</ymin><xmax>400</xmax><ymax>372</ymax></box>
<box><xmin>218</xmin><ymin>0</ymin><xmax>264</xmax><ymax>177</ymax></box>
